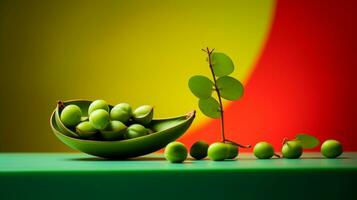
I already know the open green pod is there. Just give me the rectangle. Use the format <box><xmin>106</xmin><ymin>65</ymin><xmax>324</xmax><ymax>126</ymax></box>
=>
<box><xmin>51</xmin><ymin>100</ymin><xmax>195</xmax><ymax>159</ymax></box>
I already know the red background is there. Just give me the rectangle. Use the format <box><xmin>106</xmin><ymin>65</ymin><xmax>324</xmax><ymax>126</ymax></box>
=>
<box><xmin>181</xmin><ymin>0</ymin><xmax>357</xmax><ymax>151</ymax></box>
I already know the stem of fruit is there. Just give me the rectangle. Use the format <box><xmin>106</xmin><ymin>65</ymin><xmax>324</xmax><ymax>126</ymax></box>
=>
<box><xmin>282</xmin><ymin>137</ymin><xmax>288</xmax><ymax>145</ymax></box>
<box><xmin>57</xmin><ymin>100</ymin><xmax>65</xmax><ymax>111</ymax></box>
<box><xmin>274</xmin><ymin>153</ymin><xmax>281</xmax><ymax>158</ymax></box>
<box><xmin>204</xmin><ymin>47</ymin><xmax>226</xmax><ymax>142</ymax></box>
<box><xmin>282</xmin><ymin>137</ymin><xmax>294</xmax><ymax>148</ymax></box>
<box><xmin>225</xmin><ymin>139</ymin><xmax>251</xmax><ymax>148</ymax></box>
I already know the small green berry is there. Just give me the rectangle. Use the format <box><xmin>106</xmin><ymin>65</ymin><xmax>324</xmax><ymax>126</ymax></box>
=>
<box><xmin>76</xmin><ymin>121</ymin><xmax>97</xmax><ymax>139</ymax></box>
<box><xmin>254</xmin><ymin>141</ymin><xmax>274</xmax><ymax>159</ymax></box>
<box><xmin>164</xmin><ymin>141</ymin><xmax>187</xmax><ymax>163</ymax></box>
<box><xmin>321</xmin><ymin>139</ymin><xmax>343</xmax><ymax>158</ymax></box>
<box><xmin>60</xmin><ymin>105</ymin><xmax>82</xmax><ymax>127</ymax></box>
<box><xmin>208</xmin><ymin>142</ymin><xmax>228</xmax><ymax>161</ymax></box>
<box><xmin>100</xmin><ymin>120</ymin><xmax>127</xmax><ymax>141</ymax></box>
<box><xmin>110</xmin><ymin>103</ymin><xmax>132</xmax><ymax>123</ymax></box>
<box><xmin>124</xmin><ymin>124</ymin><xmax>148</xmax><ymax>139</ymax></box>
<box><xmin>132</xmin><ymin>105</ymin><xmax>153</xmax><ymax>125</ymax></box>
<box><xmin>226</xmin><ymin>143</ymin><xmax>238</xmax><ymax>159</ymax></box>
<box><xmin>282</xmin><ymin>140</ymin><xmax>303</xmax><ymax>159</ymax></box>
<box><xmin>190</xmin><ymin>140</ymin><xmax>209</xmax><ymax>160</ymax></box>
<box><xmin>89</xmin><ymin>109</ymin><xmax>110</xmax><ymax>130</ymax></box>
<box><xmin>88</xmin><ymin>100</ymin><xmax>109</xmax><ymax>115</ymax></box>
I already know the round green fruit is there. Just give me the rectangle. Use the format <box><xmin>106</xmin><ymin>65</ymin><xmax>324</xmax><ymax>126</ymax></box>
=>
<box><xmin>282</xmin><ymin>140</ymin><xmax>303</xmax><ymax>159</ymax></box>
<box><xmin>76</xmin><ymin>121</ymin><xmax>97</xmax><ymax>139</ymax></box>
<box><xmin>226</xmin><ymin>143</ymin><xmax>238</xmax><ymax>159</ymax></box>
<box><xmin>190</xmin><ymin>140</ymin><xmax>209</xmax><ymax>160</ymax></box>
<box><xmin>132</xmin><ymin>105</ymin><xmax>153</xmax><ymax>125</ymax></box>
<box><xmin>88</xmin><ymin>100</ymin><xmax>109</xmax><ymax>115</ymax></box>
<box><xmin>208</xmin><ymin>142</ymin><xmax>228</xmax><ymax>161</ymax></box>
<box><xmin>164</xmin><ymin>141</ymin><xmax>187</xmax><ymax>163</ymax></box>
<box><xmin>110</xmin><ymin>103</ymin><xmax>132</xmax><ymax>123</ymax></box>
<box><xmin>100</xmin><ymin>120</ymin><xmax>127</xmax><ymax>141</ymax></box>
<box><xmin>89</xmin><ymin>109</ymin><xmax>110</xmax><ymax>130</ymax></box>
<box><xmin>254</xmin><ymin>141</ymin><xmax>274</xmax><ymax>159</ymax></box>
<box><xmin>124</xmin><ymin>124</ymin><xmax>148</xmax><ymax>139</ymax></box>
<box><xmin>321</xmin><ymin>139</ymin><xmax>343</xmax><ymax>158</ymax></box>
<box><xmin>60</xmin><ymin>105</ymin><xmax>82</xmax><ymax>127</ymax></box>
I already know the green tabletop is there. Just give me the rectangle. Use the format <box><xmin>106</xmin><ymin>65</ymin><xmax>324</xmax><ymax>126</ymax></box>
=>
<box><xmin>1</xmin><ymin>152</ymin><xmax>357</xmax><ymax>173</ymax></box>
<box><xmin>1</xmin><ymin>152</ymin><xmax>356</xmax><ymax>200</ymax></box>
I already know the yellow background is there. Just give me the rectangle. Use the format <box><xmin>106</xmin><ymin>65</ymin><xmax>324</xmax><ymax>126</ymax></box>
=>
<box><xmin>0</xmin><ymin>0</ymin><xmax>274</xmax><ymax>151</ymax></box>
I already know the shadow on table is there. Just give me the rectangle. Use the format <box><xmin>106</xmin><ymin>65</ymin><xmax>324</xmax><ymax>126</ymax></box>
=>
<box><xmin>66</xmin><ymin>155</ymin><xmax>350</xmax><ymax>161</ymax></box>
<box><xmin>68</xmin><ymin>156</ymin><xmax>166</xmax><ymax>161</ymax></box>
<box><xmin>235</xmin><ymin>157</ymin><xmax>349</xmax><ymax>160</ymax></box>
<box><xmin>299</xmin><ymin>156</ymin><xmax>349</xmax><ymax>160</ymax></box>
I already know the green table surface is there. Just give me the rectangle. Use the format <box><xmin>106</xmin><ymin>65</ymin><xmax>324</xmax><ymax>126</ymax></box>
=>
<box><xmin>1</xmin><ymin>152</ymin><xmax>357</xmax><ymax>200</ymax></box>
<box><xmin>1</xmin><ymin>152</ymin><xmax>357</xmax><ymax>173</ymax></box>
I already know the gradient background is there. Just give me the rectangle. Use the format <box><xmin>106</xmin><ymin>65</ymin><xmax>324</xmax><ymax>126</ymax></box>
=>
<box><xmin>0</xmin><ymin>0</ymin><xmax>356</xmax><ymax>152</ymax></box>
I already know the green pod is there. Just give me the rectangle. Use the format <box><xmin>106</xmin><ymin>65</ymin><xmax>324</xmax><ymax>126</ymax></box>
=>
<box><xmin>132</xmin><ymin>105</ymin><xmax>154</xmax><ymax>125</ymax></box>
<box><xmin>52</xmin><ymin>100</ymin><xmax>195</xmax><ymax>159</ymax></box>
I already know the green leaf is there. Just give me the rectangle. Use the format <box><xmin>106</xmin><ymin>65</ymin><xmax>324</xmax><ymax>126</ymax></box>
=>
<box><xmin>198</xmin><ymin>97</ymin><xmax>221</xmax><ymax>118</ymax></box>
<box><xmin>211</xmin><ymin>52</ymin><xmax>234</xmax><ymax>77</ymax></box>
<box><xmin>188</xmin><ymin>75</ymin><xmax>214</xmax><ymax>99</ymax></box>
<box><xmin>216</xmin><ymin>76</ymin><xmax>244</xmax><ymax>100</ymax></box>
<box><xmin>296</xmin><ymin>134</ymin><xmax>320</xmax><ymax>149</ymax></box>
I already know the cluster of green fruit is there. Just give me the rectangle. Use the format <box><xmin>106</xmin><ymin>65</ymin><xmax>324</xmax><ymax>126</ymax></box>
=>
<box><xmin>164</xmin><ymin>137</ymin><xmax>343</xmax><ymax>163</ymax></box>
<box><xmin>164</xmin><ymin>141</ymin><xmax>239</xmax><ymax>163</ymax></box>
<box><xmin>254</xmin><ymin>139</ymin><xmax>343</xmax><ymax>159</ymax></box>
<box><xmin>60</xmin><ymin>100</ymin><xmax>154</xmax><ymax>140</ymax></box>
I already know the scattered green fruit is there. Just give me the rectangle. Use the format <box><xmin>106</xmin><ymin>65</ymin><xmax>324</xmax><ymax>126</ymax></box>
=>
<box><xmin>100</xmin><ymin>120</ymin><xmax>127</xmax><ymax>141</ymax></box>
<box><xmin>60</xmin><ymin>105</ymin><xmax>82</xmax><ymax>127</ymax></box>
<box><xmin>282</xmin><ymin>140</ymin><xmax>303</xmax><ymax>159</ymax></box>
<box><xmin>132</xmin><ymin>105</ymin><xmax>154</xmax><ymax>125</ymax></box>
<box><xmin>208</xmin><ymin>142</ymin><xmax>228</xmax><ymax>161</ymax></box>
<box><xmin>226</xmin><ymin>143</ymin><xmax>238</xmax><ymax>159</ymax></box>
<box><xmin>321</xmin><ymin>139</ymin><xmax>343</xmax><ymax>158</ymax></box>
<box><xmin>110</xmin><ymin>103</ymin><xmax>132</xmax><ymax>123</ymax></box>
<box><xmin>76</xmin><ymin>121</ymin><xmax>96</xmax><ymax>139</ymax></box>
<box><xmin>254</xmin><ymin>141</ymin><xmax>274</xmax><ymax>159</ymax></box>
<box><xmin>89</xmin><ymin>109</ymin><xmax>110</xmax><ymax>130</ymax></box>
<box><xmin>124</xmin><ymin>124</ymin><xmax>148</xmax><ymax>139</ymax></box>
<box><xmin>190</xmin><ymin>140</ymin><xmax>209</xmax><ymax>160</ymax></box>
<box><xmin>88</xmin><ymin>100</ymin><xmax>109</xmax><ymax>114</ymax></box>
<box><xmin>164</xmin><ymin>141</ymin><xmax>187</xmax><ymax>163</ymax></box>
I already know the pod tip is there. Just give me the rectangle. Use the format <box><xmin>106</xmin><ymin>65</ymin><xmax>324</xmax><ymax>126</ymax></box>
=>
<box><xmin>186</xmin><ymin>110</ymin><xmax>196</xmax><ymax>118</ymax></box>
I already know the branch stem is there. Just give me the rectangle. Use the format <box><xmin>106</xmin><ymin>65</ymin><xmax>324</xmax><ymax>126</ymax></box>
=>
<box><xmin>205</xmin><ymin>47</ymin><xmax>226</xmax><ymax>142</ymax></box>
<box><xmin>274</xmin><ymin>153</ymin><xmax>281</xmax><ymax>158</ymax></box>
